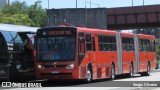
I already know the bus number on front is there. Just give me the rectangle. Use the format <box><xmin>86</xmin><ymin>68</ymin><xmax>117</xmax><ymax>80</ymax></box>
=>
<box><xmin>48</xmin><ymin>30</ymin><xmax>72</xmax><ymax>35</ymax></box>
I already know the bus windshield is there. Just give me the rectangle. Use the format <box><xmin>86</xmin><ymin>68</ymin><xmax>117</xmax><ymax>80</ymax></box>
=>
<box><xmin>37</xmin><ymin>36</ymin><xmax>75</xmax><ymax>61</ymax></box>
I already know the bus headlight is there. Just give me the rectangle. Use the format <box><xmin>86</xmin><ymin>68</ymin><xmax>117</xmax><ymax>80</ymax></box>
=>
<box><xmin>37</xmin><ymin>65</ymin><xmax>45</xmax><ymax>69</ymax></box>
<box><xmin>66</xmin><ymin>63</ymin><xmax>74</xmax><ymax>69</ymax></box>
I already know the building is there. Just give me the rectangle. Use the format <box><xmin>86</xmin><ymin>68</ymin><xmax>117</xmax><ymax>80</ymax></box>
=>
<box><xmin>47</xmin><ymin>8</ymin><xmax>107</xmax><ymax>29</ymax></box>
<box><xmin>0</xmin><ymin>0</ymin><xmax>8</xmax><ymax>9</ymax></box>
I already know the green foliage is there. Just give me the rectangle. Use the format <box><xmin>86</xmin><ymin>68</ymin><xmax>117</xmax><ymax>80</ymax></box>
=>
<box><xmin>156</xmin><ymin>39</ymin><xmax>160</xmax><ymax>59</ymax></box>
<box><xmin>27</xmin><ymin>1</ymin><xmax>47</xmax><ymax>27</ymax></box>
<box><xmin>133</xmin><ymin>28</ymin><xmax>160</xmax><ymax>38</ymax></box>
<box><xmin>133</xmin><ymin>28</ymin><xmax>160</xmax><ymax>59</ymax></box>
<box><xmin>2</xmin><ymin>14</ymin><xmax>32</xmax><ymax>26</ymax></box>
<box><xmin>2</xmin><ymin>1</ymin><xmax>28</xmax><ymax>15</ymax></box>
<box><xmin>0</xmin><ymin>0</ymin><xmax>46</xmax><ymax>27</ymax></box>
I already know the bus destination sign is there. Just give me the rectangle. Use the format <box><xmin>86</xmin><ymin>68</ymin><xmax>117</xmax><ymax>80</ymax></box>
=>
<box><xmin>48</xmin><ymin>30</ymin><xmax>72</xmax><ymax>35</ymax></box>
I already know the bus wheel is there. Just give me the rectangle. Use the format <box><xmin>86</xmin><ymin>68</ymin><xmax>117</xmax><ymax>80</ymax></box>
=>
<box><xmin>129</xmin><ymin>63</ymin><xmax>134</xmax><ymax>78</ymax></box>
<box><xmin>110</xmin><ymin>64</ymin><xmax>115</xmax><ymax>80</ymax></box>
<box><xmin>141</xmin><ymin>63</ymin><xmax>150</xmax><ymax>76</ymax></box>
<box><xmin>86</xmin><ymin>67</ymin><xmax>92</xmax><ymax>83</ymax></box>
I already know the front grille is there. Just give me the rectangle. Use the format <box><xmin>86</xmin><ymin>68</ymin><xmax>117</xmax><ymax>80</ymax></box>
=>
<box><xmin>40</xmin><ymin>72</ymin><xmax>72</xmax><ymax>79</ymax></box>
<box><xmin>43</xmin><ymin>65</ymin><xmax>67</xmax><ymax>68</ymax></box>
<box><xmin>40</xmin><ymin>73</ymin><xmax>72</xmax><ymax>76</ymax></box>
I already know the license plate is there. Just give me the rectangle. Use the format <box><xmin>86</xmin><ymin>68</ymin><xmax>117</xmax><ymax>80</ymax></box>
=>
<box><xmin>51</xmin><ymin>71</ymin><xmax>59</xmax><ymax>74</ymax></box>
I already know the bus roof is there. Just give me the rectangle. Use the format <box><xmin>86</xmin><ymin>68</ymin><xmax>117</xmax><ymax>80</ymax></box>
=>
<box><xmin>77</xmin><ymin>27</ymin><xmax>116</xmax><ymax>34</ymax></box>
<box><xmin>37</xmin><ymin>26</ymin><xmax>155</xmax><ymax>39</ymax></box>
<box><xmin>0</xmin><ymin>23</ymin><xmax>39</xmax><ymax>33</ymax></box>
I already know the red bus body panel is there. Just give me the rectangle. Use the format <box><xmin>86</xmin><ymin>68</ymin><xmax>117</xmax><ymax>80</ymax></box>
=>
<box><xmin>35</xmin><ymin>27</ymin><xmax>156</xmax><ymax>81</ymax></box>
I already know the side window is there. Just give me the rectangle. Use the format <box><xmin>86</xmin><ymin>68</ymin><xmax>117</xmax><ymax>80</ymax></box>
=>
<box><xmin>1</xmin><ymin>31</ymin><xmax>13</xmax><ymax>42</ymax></box>
<box><xmin>139</xmin><ymin>39</ymin><xmax>150</xmax><ymax>51</ymax></box>
<box><xmin>98</xmin><ymin>35</ymin><xmax>103</xmax><ymax>51</ymax></box>
<box><xmin>92</xmin><ymin>37</ymin><xmax>96</xmax><ymax>51</ymax></box>
<box><xmin>146</xmin><ymin>39</ymin><xmax>150</xmax><ymax>51</ymax></box>
<box><xmin>78</xmin><ymin>32</ymin><xmax>85</xmax><ymax>53</ymax></box>
<box><xmin>9</xmin><ymin>31</ymin><xmax>24</xmax><ymax>51</ymax></box>
<box><xmin>27</xmin><ymin>34</ymin><xmax>35</xmax><ymax>49</ymax></box>
<box><xmin>9</xmin><ymin>32</ymin><xmax>22</xmax><ymax>43</ymax></box>
<box><xmin>151</xmin><ymin>40</ymin><xmax>156</xmax><ymax>52</ymax></box>
<box><xmin>98</xmin><ymin>35</ymin><xmax>116</xmax><ymax>51</ymax></box>
<box><xmin>140</xmin><ymin>39</ymin><xmax>144</xmax><ymax>51</ymax></box>
<box><xmin>122</xmin><ymin>37</ymin><xmax>134</xmax><ymax>51</ymax></box>
<box><xmin>85</xmin><ymin>34</ymin><xmax>92</xmax><ymax>51</ymax></box>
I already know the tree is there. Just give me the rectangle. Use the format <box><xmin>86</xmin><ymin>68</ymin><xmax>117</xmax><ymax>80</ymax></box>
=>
<box><xmin>27</xmin><ymin>0</ymin><xmax>47</xmax><ymax>27</ymax></box>
<box><xmin>0</xmin><ymin>13</ymin><xmax>32</xmax><ymax>26</ymax></box>
<box><xmin>0</xmin><ymin>0</ymin><xmax>46</xmax><ymax>27</ymax></box>
<box><xmin>2</xmin><ymin>1</ymin><xmax>28</xmax><ymax>15</ymax></box>
<box><xmin>133</xmin><ymin>28</ymin><xmax>160</xmax><ymax>38</ymax></box>
<box><xmin>134</xmin><ymin>28</ymin><xmax>160</xmax><ymax>61</ymax></box>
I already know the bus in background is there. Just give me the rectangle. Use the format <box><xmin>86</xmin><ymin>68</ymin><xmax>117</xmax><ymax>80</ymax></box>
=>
<box><xmin>0</xmin><ymin>24</ymin><xmax>38</xmax><ymax>81</ymax></box>
<box><xmin>35</xmin><ymin>26</ymin><xmax>156</xmax><ymax>82</ymax></box>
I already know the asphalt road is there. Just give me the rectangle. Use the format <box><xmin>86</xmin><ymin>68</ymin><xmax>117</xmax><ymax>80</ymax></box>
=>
<box><xmin>1</xmin><ymin>69</ymin><xmax>160</xmax><ymax>90</ymax></box>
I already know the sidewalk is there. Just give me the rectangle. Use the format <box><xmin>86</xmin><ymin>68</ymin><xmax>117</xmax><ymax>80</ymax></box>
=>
<box><xmin>153</xmin><ymin>68</ymin><xmax>160</xmax><ymax>72</ymax></box>
<box><xmin>152</xmin><ymin>88</ymin><xmax>160</xmax><ymax>90</ymax></box>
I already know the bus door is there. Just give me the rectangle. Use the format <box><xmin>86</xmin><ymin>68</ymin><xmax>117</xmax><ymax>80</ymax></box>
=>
<box><xmin>121</xmin><ymin>37</ymin><xmax>135</xmax><ymax>73</ymax></box>
<box><xmin>85</xmin><ymin>33</ymin><xmax>98</xmax><ymax>78</ymax></box>
<box><xmin>0</xmin><ymin>33</ymin><xmax>7</xmax><ymax>64</ymax></box>
<box><xmin>18</xmin><ymin>32</ymin><xmax>35</xmax><ymax>71</ymax></box>
<box><xmin>139</xmin><ymin>39</ymin><xmax>148</xmax><ymax>72</ymax></box>
<box><xmin>0</xmin><ymin>32</ymin><xmax>10</xmax><ymax>81</ymax></box>
<box><xmin>91</xmin><ymin>35</ymin><xmax>96</xmax><ymax>64</ymax></box>
<box><xmin>91</xmin><ymin>35</ymin><xmax>97</xmax><ymax>79</ymax></box>
<box><xmin>151</xmin><ymin>39</ymin><xmax>156</xmax><ymax>70</ymax></box>
<box><xmin>85</xmin><ymin>33</ymin><xmax>96</xmax><ymax>64</ymax></box>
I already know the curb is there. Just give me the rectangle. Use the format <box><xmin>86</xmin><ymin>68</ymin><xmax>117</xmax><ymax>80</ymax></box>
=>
<box><xmin>153</xmin><ymin>69</ymin><xmax>160</xmax><ymax>72</ymax></box>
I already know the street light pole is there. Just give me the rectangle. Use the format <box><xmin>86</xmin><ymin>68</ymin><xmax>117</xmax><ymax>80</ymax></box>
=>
<box><xmin>86</xmin><ymin>2</ymin><xmax>100</xmax><ymax>8</ymax></box>
<box><xmin>76</xmin><ymin>0</ymin><xmax>77</xmax><ymax>8</ymax></box>
<box><xmin>85</xmin><ymin>0</ymin><xmax>86</xmax><ymax>8</ymax></box>
<box><xmin>48</xmin><ymin>0</ymin><xmax>49</xmax><ymax>9</ymax></box>
<box><xmin>8</xmin><ymin>0</ymin><xmax>10</xmax><ymax>5</ymax></box>
<box><xmin>143</xmin><ymin>0</ymin><xmax>144</xmax><ymax>6</ymax></box>
<box><xmin>90</xmin><ymin>0</ymin><xmax>91</xmax><ymax>8</ymax></box>
<box><xmin>132</xmin><ymin>0</ymin><xmax>133</xmax><ymax>6</ymax></box>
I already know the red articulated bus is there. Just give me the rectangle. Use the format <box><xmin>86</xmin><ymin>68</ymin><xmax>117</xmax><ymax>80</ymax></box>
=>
<box><xmin>34</xmin><ymin>26</ymin><xmax>156</xmax><ymax>82</ymax></box>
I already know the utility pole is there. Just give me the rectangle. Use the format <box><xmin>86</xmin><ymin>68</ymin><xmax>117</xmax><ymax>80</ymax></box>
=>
<box><xmin>132</xmin><ymin>0</ymin><xmax>133</xmax><ymax>6</ymax></box>
<box><xmin>143</xmin><ymin>0</ymin><xmax>144</xmax><ymax>6</ymax></box>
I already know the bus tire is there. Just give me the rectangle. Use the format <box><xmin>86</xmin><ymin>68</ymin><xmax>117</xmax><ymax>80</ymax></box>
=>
<box><xmin>86</xmin><ymin>66</ymin><xmax>92</xmax><ymax>83</ymax></box>
<box><xmin>129</xmin><ymin>63</ymin><xmax>134</xmax><ymax>78</ymax></box>
<box><xmin>141</xmin><ymin>63</ymin><xmax>150</xmax><ymax>76</ymax></box>
<box><xmin>110</xmin><ymin>64</ymin><xmax>115</xmax><ymax>80</ymax></box>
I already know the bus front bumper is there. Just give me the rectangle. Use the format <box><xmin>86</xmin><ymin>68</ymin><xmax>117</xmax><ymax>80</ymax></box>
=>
<box><xmin>36</xmin><ymin>69</ymin><xmax>80</xmax><ymax>80</ymax></box>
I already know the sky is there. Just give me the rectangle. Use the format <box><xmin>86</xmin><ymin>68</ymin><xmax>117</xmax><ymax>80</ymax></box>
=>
<box><xmin>11</xmin><ymin>0</ymin><xmax>160</xmax><ymax>9</ymax></box>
